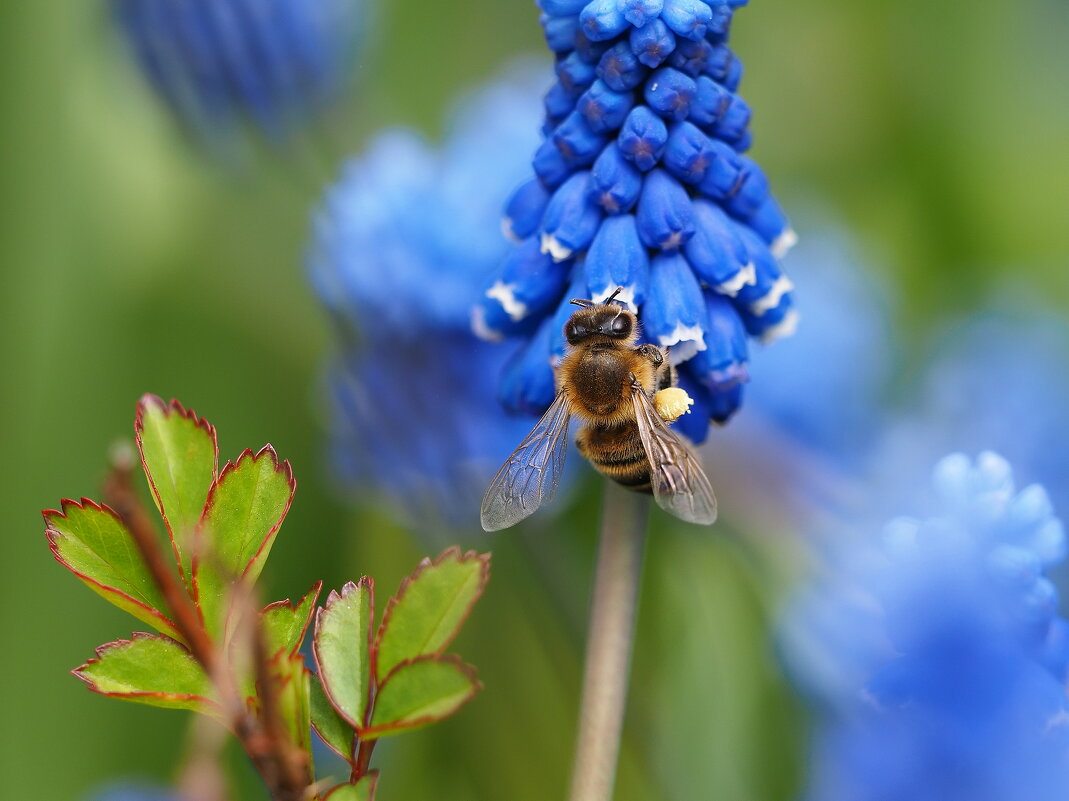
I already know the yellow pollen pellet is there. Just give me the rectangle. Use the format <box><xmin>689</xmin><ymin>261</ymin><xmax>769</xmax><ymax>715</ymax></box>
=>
<box><xmin>654</xmin><ymin>387</ymin><xmax>694</xmax><ymax>423</ymax></box>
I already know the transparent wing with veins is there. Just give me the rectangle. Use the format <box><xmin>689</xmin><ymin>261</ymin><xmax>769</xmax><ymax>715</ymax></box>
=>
<box><xmin>480</xmin><ymin>390</ymin><xmax>573</xmax><ymax>531</ymax></box>
<box><xmin>631</xmin><ymin>378</ymin><xmax>718</xmax><ymax>525</ymax></box>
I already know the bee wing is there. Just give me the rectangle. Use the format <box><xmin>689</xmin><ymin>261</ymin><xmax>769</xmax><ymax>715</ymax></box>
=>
<box><xmin>480</xmin><ymin>390</ymin><xmax>573</xmax><ymax>532</ymax></box>
<box><xmin>630</xmin><ymin>384</ymin><xmax>718</xmax><ymax>525</ymax></box>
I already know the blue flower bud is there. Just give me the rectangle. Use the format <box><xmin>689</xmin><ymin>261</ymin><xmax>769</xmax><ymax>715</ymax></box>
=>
<box><xmin>689</xmin><ymin>75</ymin><xmax>730</xmax><ymax>128</ymax></box>
<box><xmin>532</xmin><ymin>138</ymin><xmax>572</xmax><ymax>188</ymax></box>
<box><xmin>713</xmin><ymin>91</ymin><xmax>751</xmax><ymax>146</ymax></box>
<box><xmin>476</xmin><ymin>238</ymin><xmax>568</xmax><ymax>339</ymax></box>
<box><xmin>589</xmin><ymin>143</ymin><xmax>644</xmax><ymax>212</ymax></box>
<box><xmin>556</xmin><ymin>50</ymin><xmax>598</xmax><ymax>94</ymax></box>
<box><xmin>643</xmin><ymin>251</ymin><xmax>707</xmax><ymax>363</ymax></box>
<box><xmin>687</xmin><ymin>291</ymin><xmax>749</xmax><ymax>387</ymax></box>
<box><xmin>662</xmin><ymin>120</ymin><xmax>718</xmax><ymax>184</ymax></box>
<box><xmin>544</xmin><ymin>81</ymin><xmax>577</xmax><ymax>124</ymax></box>
<box><xmin>597</xmin><ymin>40</ymin><xmax>647</xmax><ymax>92</ymax></box>
<box><xmin>629</xmin><ymin>19</ymin><xmax>676</xmax><ymax>68</ymax></box>
<box><xmin>584</xmin><ymin>214</ymin><xmax>650</xmax><ymax>310</ymax></box>
<box><xmin>617</xmin><ymin>105</ymin><xmax>669</xmax><ymax>170</ymax></box>
<box><xmin>577</xmin><ymin>80</ymin><xmax>635</xmax><ymax>134</ymax></box>
<box><xmin>661</xmin><ymin>0</ymin><xmax>714</xmax><ymax>42</ymax></box>
<box><xmin>696</xmin><ymin>138</ymin><xmax>745</xmax><ymax>199</ymax></box>
<box><xmin>636</xmin><ymin>168</ymin><xmax>695</xmax><ymax>250</ymax></box>
<box><xmin>733</xmin><ymin>129</ymin><xmax>753</xmax><ymax>152</ymax></box>
<box><xmin>685</xmin><ymin>199</ymin><xmax>754</xmax><ymax>294</ymax></box>
<box><xmin>745</xmin><ymin>195</ymin><xmax>794</xmax><ymax>255</ymax></box>
<box><xmin>553</xmin><ymin>110</ymin><xmax>609</xmax><ymax>168</ymax></box>
<box><xmin>644</xmin><ymin>67</ymin><xmax>698</xmax><ymax>121</ymax></box>
<box><xmin>620</xmin><ymin>0</ymin><xmax>665</xmax><ymax>27</ymax></box>
<box><xmin>499</xmin><ymin>315</ymin><xmax>559</xmax><ymax>415</ymax></box>
<box><xmin>575</xmin><ymin>29</ymin><xmax>614</xmax><ymax>64</ymax></box>
<box><xmin>705</xmin><ymin>44</ymin><xmax>742</xmax><ymax>91</ymax></box>
<box><xmin>724</xmin><ymin>156</ymin><xmax>769</xmax><ymax>218</ymax></box>
<box><xmin>504</xmin><ymin>179</ymin><xmax>552</xmax><ymax>242</ymax></box>
<box><xmin>668</xmin><ymin>38</ymin><xmax>714</xmax><ymax>77</ymax></box>
<box><xmin>705</xmin><ymin>0</ymin><xmax>734</xmax><ymax>40</ymax></box>
<box><xmin>541</xmin><ymin>171</ymin><xmax>603</xmax><ymax>261</ymax></box>
<box><xmin>580</xmin><ymin>0</ymin><xmax>630</xmax><ymax>42</ymax></box>
<box><xmin>541</xmin><ymin>13</ymin><xmax>580</xmax><ymax>52</ymax></box>
<box><xmin>538</xmin><ymin>0</ymin><xmax>588</xmax><ymax>14</ymax></box>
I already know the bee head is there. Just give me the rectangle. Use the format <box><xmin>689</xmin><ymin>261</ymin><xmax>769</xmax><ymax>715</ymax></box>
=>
<box><xmin>565</xmin><ymin>287</ymin><xmax>636</xmax><ymax>345</ymax></box>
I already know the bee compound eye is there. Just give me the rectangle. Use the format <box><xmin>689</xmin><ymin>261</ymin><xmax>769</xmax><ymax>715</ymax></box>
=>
<box><xmin>611</xmin><ymin>315</ymin><xmax>631</xmax><ymax>335</ymax></box>
<box><xmin>565</xmin><ymin>321</ymin><xmax>583</xmax><ymax>342</ymax></box>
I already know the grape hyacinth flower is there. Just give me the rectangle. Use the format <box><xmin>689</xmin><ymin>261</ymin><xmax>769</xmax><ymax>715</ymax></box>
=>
<box><xmin>113</xmin><ymin>0</ymin><xmax>365</xmax><ymax>143</ymax></box>
<box><xmin>474</xmin><ymin>0</ymin><xmax>797</xmax><ymax>442</ymax></box>
<box><xmin>308</xmin><ymin>71</ymin><xmax>543</xmax><ymax>531</ymax></box>
<box><xmin>783</xmin><ymin>452</ymin><xmax>1069</xmax><ymax>801</ymax></box>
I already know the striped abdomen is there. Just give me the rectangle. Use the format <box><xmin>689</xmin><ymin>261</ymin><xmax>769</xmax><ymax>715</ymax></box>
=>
<box><xmin>575</xmin><ymin>419</ymin><xmax>651</xmax><ymax>493</ymax></box>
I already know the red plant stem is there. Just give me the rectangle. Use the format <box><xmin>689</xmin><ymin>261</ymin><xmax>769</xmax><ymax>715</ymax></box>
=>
<box><xmin>352</xmin><ymin>738</ymin><xmax>377</xmax><ymax>782</ymax></box>
<box><xmin>568</xmin><ymin>480</ymin><xmax>649</xmax><ymax>801</ymax></box>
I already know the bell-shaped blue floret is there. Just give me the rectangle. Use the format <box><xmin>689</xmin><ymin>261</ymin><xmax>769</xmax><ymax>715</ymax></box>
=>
<box><xmin>532</xmin><ymin>137</ymin><xmax>572</xmax><ymax>188</ymax></box>
<box><xmin>643</xmin><ymin>251</ymin><xmax>707</xmax><ymax>364</ymax></box>
<box><xmin>671</xmin><ymin>370</ymin><xmax>712</xmax><ymax>442</ymax></box>
<box><xmin>597</xmin><ymin>40</ymin><xmax>647</xmax><ymax>92</ymax></box>
<box><xmin>705</xmin><ymin>44</ymin><xmax>742</xmax><ymax>91</ymax></box>
<box><xmin>580</xmin><ymin>0</ymin><xmax>630</xmax><ymax>42</ymax></box>
<box><xmin>553</xmin><ymin>110</ymin><xmax>609</xmax><ymax>168</ymax></box>
<box><xmin>541</xmin><ymin>171</ymin><xmax>603</xmax><ymax>261</ymax></box>
<box><xmin>620</xmin><ymin>0</ymin><xmax>665</xmax><ymax>27</ymax></box>
<box><xmin>584</xmin><ymin>214</ymin><xmax>650</xmax><ymax>311</ymax></box>
<box><xmin>504</xmin><ymin>179</ymin><xmax>552</xmax><ymax>242</ymax></box>
<box><xmin>544</xmin><ymin>81</ymin><xmax>577</xmax><ymax>125</ymax></box>
<box><xmin>629</xmin><ymin>19</ymin><xmax>676</xmax><ymax>68</ymax></box>
<box><xmin>589</xmin><ymin>143</ymin><xmax>644</xmax><ymax>213</ymax></box>
<box><xmin>696</xmin><ymin>138</ymin><xmax>745</xmax><ymax>199</ymax></box>
<box><xmin>661</xmin><ymin>0</ymin><xmax>714</xmax><ymax>41</ymax></box>
<box><xmin>689</xmin><ymin>75</ymin><xmax>730</xmax><ymax>128</ymax></box>
<box><xmin>499</xmin><ymin>314</ymin><xmax>560</xmax><ymax>415</ymax></box>
<box><xmin>541</xmin><ymin>13</ymin><xmax>580</xmax><ymax>52</ymax></box>
<box><xmin>636</xmin><ymin>169</ymin><xmax>695</xmax><ymax>251</ymax></box>
<box><xmin>687</xmin><ymin>290</ymin><xmax>749</xmax><ymax>388</ymax></box>
<box><xmin>745</xmin><ymin>195</ymin><xmax>794</xmax><ymax>255</ymax></box>
<box><xmin>578</xmin><ymin>80</ymin><xmax>636</xmax><ymax>134</ymax></box>
<box><xmin>724</xmin><ymin>155</ymin><xmax>769</xmax><ymax>218</ymax></box>
<box><xmin>714</xmin><ymin>91</ymin><xmax>751</xmax><ymax>146</ymax></box>
<box><xmin>644</xmin><ymin>67</ymin><xmax>698</xmax><ymax>121</ymax></box>
<box><xmin>556</xmin><ymin>51</ymin><xmax>598</xmax><ymax>95</ymax></box>
<box><xmin>478</xmin><ymin>237</ymin><xmax>571</xmax><ymax>338</ymax></box>
<box><xmin>662</xmin><ymin>120</ymin><xmax>718</xmax><ymax>184</ymax></box>
<box><xmin>733</xmin><ymin>223</ymin><xmax>793</xmax><ymax>318</ymax></box>
<box><xmin>668</xmin><ymin>38</ymin><xmax>713</xmax><ymax>77</ymax></box>
<box><xmin>685</xmin><ymin>199</ymin><xmax>754</xmax><ymax>294</ymax></box>
<box><xmin>707</xmin><ymin>381</ymin><xmax>743</xmax><ymax>423</ymax></box>
<box><xmin>618</xmin><ymin>105</ymin><xmax>669</xmax><ymax>170</ymax></box>
<box><xmin>738</xmin><ymin>291</ymin><xmax>797</xmax><ymax>342</ymax></box>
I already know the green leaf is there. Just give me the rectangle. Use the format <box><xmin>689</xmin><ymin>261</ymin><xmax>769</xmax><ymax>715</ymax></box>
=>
<box><xmin>194</xmin><ymin>446</ymin><xmax>295</xmax><ymax>637</ymax></box>
<box><xmin>135</xmin><ymin>395</ymin><xmax>217</xmax><ymax>584</ymax></box>
<box><xmin>268</xmin><ymin>652</ymin><xmax>313</xmax><ymax>761</ymax></box>
<box><xmin>314</xmin><ymin>579</ymin><xmax>374</xmax><ymax>732</ymax></box>
<box><xmin>363</xmin><ymin>656</ymin><xmax>481</xmax><ymax>739</ymax></box>
<box><xmin>310</xmin><ymin>674</ymin><xmax>356</xmax><ymax>764</ymax></box>
<box><xmin>375</xmin><ymin>548</ymin><xmax>490</xmax><ymax>681</ymax></box>
<box><xmin>262</xmin><ymin>581</ymin><xmax>322</xmax><ymax>658</ymax></box>
<box><xmin>322</xmin><ymin>774</ymin><xmax>378</xmax><ymax>801</ymax></box>
<box><xmin>45</xmin><ymin>499</ymin><xmax>182</xmax><ymax>641</ymax></box>
<box><xmin>73</xmin><ymin>633</ymin><xmax>219</xmax><ymax>717</ymax></box>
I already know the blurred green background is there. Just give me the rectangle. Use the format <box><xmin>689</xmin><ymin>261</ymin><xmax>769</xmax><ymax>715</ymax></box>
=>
<box><xmin>2</xmin><ymin>1</ymin><xmax>1067</xmax><ymax>799</ymax></box>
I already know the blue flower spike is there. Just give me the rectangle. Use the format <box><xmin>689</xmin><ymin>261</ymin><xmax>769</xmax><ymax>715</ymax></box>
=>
<box><xmin>477</xmin><ymin>0</ymin><xmax>796</xmax><ymax>443</ymax></box>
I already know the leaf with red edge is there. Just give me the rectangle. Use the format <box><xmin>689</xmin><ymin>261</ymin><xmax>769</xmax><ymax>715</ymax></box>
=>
<box><xmin>73</xmin><ymin>633</ymin><xmax>220</xmax><ymax>718</ymax></box>
<box><xmin>194</xmin><ymin>446</ymin><xmax>295</xmax><ymax>638</ymax></box>
<box><xmin>45</xmin><ymin>499</ymin><xmax>182</xmax><ymax>641</ymax></box>
<box><xmin>375</xmin><ymin>548</ymin><xmax>490</xmax><ymax>681</ymax></box>
<box><xmin>135</xmin><ymin>395</ymin><xmax>217</xmax><ymax>586</ymax></box>
<box><xmin>322</xmin><ymin>774</ymin><xmax>378</xmax><ymax>801</ymax></box>
<box><xmin>268</xmin><ymin>652</ymin><xmax>313</xmax><ymax>762</ymax></box>
<box><xmin>362</xmin><ymin>655</ymin><xmax>481</xmax><ymax>740</ymax></box>
<box><xmin>262</xmin><ymin>581</ymin><xmax>322</xmax><ymax>659</ymax></box>
<box><xmin>314</xmin><ymin>578</ymin><xmax>374</xmax><ymax>732</ymax></box>
<box><xmin>310</xmin><ymin>673</ymin><xmax>355</xmax><ymax>764</ymax></box>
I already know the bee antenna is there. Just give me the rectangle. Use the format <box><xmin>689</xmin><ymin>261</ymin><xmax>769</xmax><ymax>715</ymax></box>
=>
<box><xmin>569</xmin><ymin>298</ymin><xmax>594</xmax><ymax>308</ymax></box>
<box><xmin>603</xmin><ymin>286</ymin><xmax>624</xmax><ymax>305</ymax></box>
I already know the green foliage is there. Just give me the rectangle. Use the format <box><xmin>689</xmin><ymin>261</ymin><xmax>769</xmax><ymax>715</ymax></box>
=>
<box><xmin>45</xmin><ymin>396</ymin><xmax>491</xmax><ymax>800</ymax></box>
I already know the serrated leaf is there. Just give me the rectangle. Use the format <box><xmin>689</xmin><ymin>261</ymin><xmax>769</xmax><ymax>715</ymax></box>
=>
<box><xmin>194</xmin><ymin>446</ymin><xmax>295</xmax><ymax>637</ymax></box>
<box><xmin>269</xmin><ymin>652</ymin><xmax>313</xmax><ymax>760</ymax></box>
<box><xmin>262</xmin><ymin>582</ymin><xmax>322</xmax><ymax>658</ymax></box>
<box><xmin>135</xmin><ymin>395</ymin><xmax>217</xmax><ymax>585</ymax></box>
<box><xmin>322</xmin><ymin>774</ymin><xmax>378</xmax><ymax>801</ymax></box>
<box><xmin>73</xmin><ymin>633</ymin><xmax>219</xmax><ymax>717</ymax></box>
<box><xmin>314</xmin><ymin>579</ymin><xmax>374</xmax><ymax>731</ymax></box>
<box><xmin>45</xmin><ymin>499</ymin><xmax>181</xmax><ymax>641</ymax></box>
<box><xmin>363</xmin><ymin>656</ymin><xmax>481</xmax><ymax>739</ymax></box>
<box><xmin>375</xmin><ymin>548</ymin><xmax>490</xmax><ymax>681</ymax></box>
<box><xmin>311</xmin><ymin>673</ymin><xmax>356</xmax><ymax>763</ymax></box>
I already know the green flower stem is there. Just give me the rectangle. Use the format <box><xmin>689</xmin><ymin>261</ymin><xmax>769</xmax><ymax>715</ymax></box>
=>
<box><xmin>568</xmin><ymin>480</ymin><xmax>650</xmax><ymax>801</ymax></box>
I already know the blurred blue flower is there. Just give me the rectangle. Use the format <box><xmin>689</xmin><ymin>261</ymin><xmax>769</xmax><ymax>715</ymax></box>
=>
<box><xmin>783</xmin><ymin>452</ymin><xmax>1069</xmax><ymax>801</ymax></box>
<box><xmin>308</xmin><ymin>68</ymin><xmax>544</xmax><ymax>530</ymax></box>
<box><xmin>113</xmin><ymin>0</ymin><xmax>365</xmax><ymax>143</ymax></box>
<box><xmin>473</xmin><ymin>0</ymin><xmax>796</xmax><ymax>442</ymax></box>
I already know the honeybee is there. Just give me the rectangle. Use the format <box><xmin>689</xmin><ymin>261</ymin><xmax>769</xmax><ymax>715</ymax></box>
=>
<box><xmin>481</xmin><ymin>287</ymin><xmax>717</xmax><ymax>531</ymax></box>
